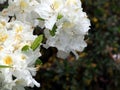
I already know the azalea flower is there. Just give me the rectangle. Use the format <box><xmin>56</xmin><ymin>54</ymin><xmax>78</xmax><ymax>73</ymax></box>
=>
<box><xmin>2</xmin><ymin>0</ymin><xmax>40</xmax><ymax>25</ymax></box>
<box><xmin>35</xmin><ymin>0</ymin><xmax>65</xmax><ymax>29</ymax></box>
<box><xmin>0</xmin><ymin>0</ymin><xmax>91</xmax><ymax>89</ymax></box>
<box><xmin>0</xmin><ymin>16</ymin><xmax>41</xmax><ymax>89</ymax></box>
<box><xmin>0</xmin><ymin>48</ymin><xmax>40</xmax><ymax>90</ymax></box>
<box><xmin>44</xmin><ymin>0</ymin><xmax>91</xmax><ymax>59</ymax></box>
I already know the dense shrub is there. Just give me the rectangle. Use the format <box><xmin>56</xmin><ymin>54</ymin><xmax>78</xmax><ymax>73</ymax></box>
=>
<box><xmin>1</xmin><ymin>0</ymin><xmax>120</xmax><ymax>90</ymax></box>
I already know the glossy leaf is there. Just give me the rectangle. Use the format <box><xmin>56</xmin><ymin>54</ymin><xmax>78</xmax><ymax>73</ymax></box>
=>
<box><xmin>21</xmin><ymin>45</ymin><xmax>30</xmax><ymax>51</ymax></box>
<box><xmin>31</xmin><ymin>35</ymin><xmax>43</xmax><ymax>51</ymax></box>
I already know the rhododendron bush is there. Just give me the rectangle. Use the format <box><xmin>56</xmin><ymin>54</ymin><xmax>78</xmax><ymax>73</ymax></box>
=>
<box><xmin>0</xmin><ymin>0</ymin><xmax>90</xmax><ymax>89</ymax></box>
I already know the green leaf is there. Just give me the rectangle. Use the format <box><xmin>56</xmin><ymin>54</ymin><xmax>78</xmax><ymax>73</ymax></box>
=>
<box><xmin>0</xmin><ymin>65</ymin><xmax>11</xmax><ymax>68</ymax></box>
<box><xmin>35</xmin><ymin>59</ymin><xmax>43</xmax><ymax>65</ymax></box>
<box><xmin>49</xmin><ymin>24</ymin><xmax>57</xmax><ymax>36</ymax></box>
<box><xmin>57</xmin><ymin>14</ymin><xmax>63</xmax><ymax>20</ymax></box>
<box><xmin>37</xmin><ymin>17</ymin><xmax>45</xmax><ymax>21</ymax></box>
<box><xmin>31</xmin><ymin>35</ymin><xmax>43</xmax><ymax>51</ymax></box>
<box><xmin>21</xmin><ymin>45</ymin><xmax>30</xmax><ymax>51</ymax></box>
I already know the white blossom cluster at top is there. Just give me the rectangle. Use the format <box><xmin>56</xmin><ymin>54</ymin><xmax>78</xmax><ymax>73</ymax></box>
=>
<box><xmin>0</xmin><ymin>0</ymin><xmax>90</xmax><ymax>90</ymax></box>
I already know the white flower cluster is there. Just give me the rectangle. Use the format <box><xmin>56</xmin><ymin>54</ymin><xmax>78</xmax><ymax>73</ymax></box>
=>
<box><xmin>0</xmin><ymin>0</ymin><xmax>90</xmax><ymax>89</ymax></box>
<box><xmin>0</xmin><ymin>0</ymin><xmax>41</xmax><ymax>89</ymax></box>
<box><xmin>35</xmin><ymin>0</ymin><xmax>91</xmax><ymax>59</ymax></box>
<box><xmin>0</xmin><ymin>16</ymin><xmax>41</xmax><ymax>89</ymax></box>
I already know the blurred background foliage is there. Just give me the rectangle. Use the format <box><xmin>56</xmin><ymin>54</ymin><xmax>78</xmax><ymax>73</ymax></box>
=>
<box><xmin>1</xmin><ymin>0</ymin><xmax>120</xmax><ymax>90</ymax></box>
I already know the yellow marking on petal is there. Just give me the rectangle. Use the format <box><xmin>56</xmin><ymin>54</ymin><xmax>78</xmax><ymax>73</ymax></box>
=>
<box><xmin>15</xmin><ymin>34</ymin><xmax>22</xmax><ymax>41</ymax></box>
<box><xmin>0</xmin><ymin>34</ymin><xmax>8</xmax><ymax>43</ymax></box>
<box><xmin>53</xmin><ymin>1</ymin><xmax>60</xmax><ymax>10</ymax></box>
<box><xmin>0</xmin><ymin>21</ymin><xmax>6</xmax><ymax>26</ymax></box>
<box><xmin>0</xmin><ymin>46</ymin><xmax>3</xmax><ymax>51</ymax></box>
<box><xmin>13</xmin><ymin>44</ymin><xmax>20</xmax><ymax>52</ymax></box>
<box><xmin>66</xmin><ymin>0</ymin><xmax>77</xmax><ymax>5</ymax></box>
<box><xmin>3</xmin><ymin>56</ymin><xmax>13</xmax><ymax>65</ymax></box>
<box><xmin>16</xmin><ymin>26</ymin><xmax>23</xmax><ymax>33</ymax></box>
<box><xmin>20</xmin><ymin>0</ymin><xmax>28</xmax><ymax>9</ymax></box>
<box><xmin>21</xmin><ymin>55</ymin><xmax>26</xmax><ymax>60</ymax></box>
<box><xmin>51</xmin><ymin>0</ymin><xmax>61</xmax><ymax>10</ymax></box>
<box><xmin>63</xmin><ymin>22</ymin><xmax>74</xmax><ymax>29</ymax></box>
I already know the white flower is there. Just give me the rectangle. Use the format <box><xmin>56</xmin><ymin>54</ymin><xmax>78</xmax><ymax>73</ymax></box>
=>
<box><xmin>0</xmin><ymin>16</ymin><xmax>41</xmax><ymax>89</ymax></box>
<box><xmin>35</xmin><ymin>0</ymin><xmax>65</xmax><ymax>29</ymax></box>
<box><xmin>4</xmin><ymin>20</ymin><xmax>37</xmax><ymax>52</ymax></box>
<box><xmin>44</xmin><ymin>0</ymin><xmax>91</xmax><ymax>59</ymax></box>
<box><xmin>0</xmin><ymin>46</ymin><xmax>40</xmax><ymax>90</ymax></box>
<box><xmin>2</xmin><ymin>0</ymin><xmax>40</xmax><ymax>25</ymax></box>
<box><xmin>0</xmin><ymin>0</ymin><xmax>91</xmax><ymax>89</ymax></box>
